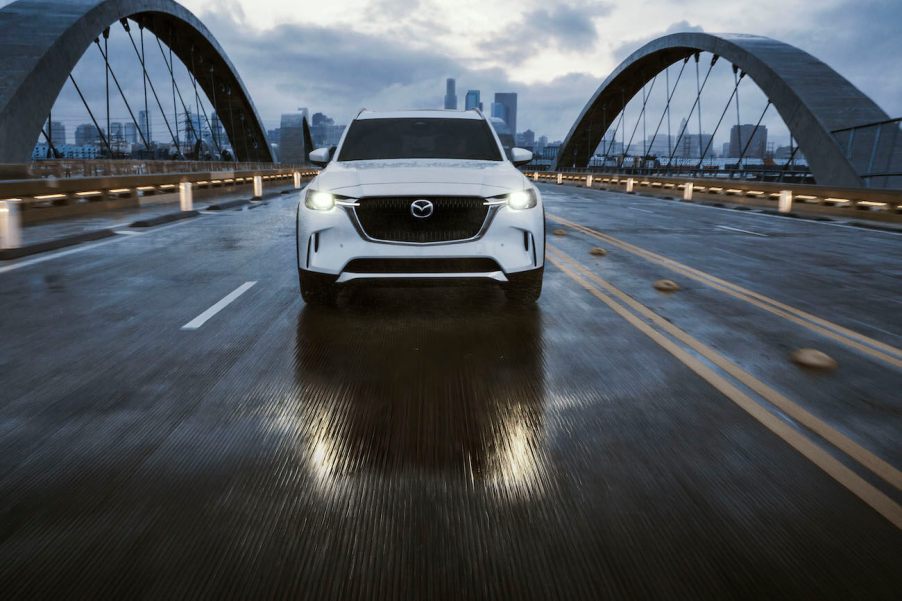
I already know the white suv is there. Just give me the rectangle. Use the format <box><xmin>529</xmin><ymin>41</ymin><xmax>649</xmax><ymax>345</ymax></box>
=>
<box><xmin>296</xmin><ymin>109</ymin><xmax>545</xmax><ymax>304</ymax></box>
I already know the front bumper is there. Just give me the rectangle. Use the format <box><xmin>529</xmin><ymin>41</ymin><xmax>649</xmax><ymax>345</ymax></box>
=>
<box><xmin>297</xmin><ymin>200</ymin><xmax>545</xmax><ymax>283</ymax></box>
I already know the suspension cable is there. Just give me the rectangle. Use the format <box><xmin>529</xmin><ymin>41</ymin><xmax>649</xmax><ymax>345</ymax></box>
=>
<box><xmin>139</xmin><ymin>22</ymin><xmax>149</xmax><ymax>148</ymax></box>
<box><xmin>736</xmin><ymin>100</ymin><xmax>772</xmax><ymax>170</ymax></box>
<box><xmin>152</xmin><ymin>33</ymin><xmax>203</xmax><ymax>152</ymax></box>
<box><xmin>646</xmin><ymin>57</ymin><xmax>689</xmax><ymax>168</ymax></box>
<box><xmin>666</xmin><ymin>53</ymin><xmax>718</xmax><ymax>173</ymax></box>
<box><xmin>696</xmin><ymin>69</ymin><xmax>745</xmax><ymax>169</ymax></box>
<box><xmin>620</xmin><ymin>74</ymin><xmax>658</xmax><ymax>167</ymax></box>
<box><xmin>103</xmin><ymin>29</ymin><xmax>110</xmax><ymax>155</ymax></box>
<box><xmin>95</xmin><ymin>33</ymin><xmax>152</xmax><ymax>150</ymax></box>
<box><xmin>189</xmin><ymin>47</ymin><xmax>224</xmax><ymax>156</ymax></box>
<box><xmin>208</xmin><ymin>67</ymin><xmax>223</xmax><ymax>153</ymax></box>
<box><xmin>733</xmin><ymin>65</ymin><xmax>742</xmax><ymax>168</ymax></box>
<box><xmin>40</xmin><ymin>125</ymin><xmax>61</xmax><ymax>158</ymax></box>
<box><xmin>68</xmin><ymin>73</ymin><xmax>113</xmax><ymax>155</ymax></box>
<box><xmin>122</xmin><ymin>23</ymin><xmax>182</xmax><ymax>157</ymax></box>
<box><xmin>602</xmin><ymin>98</ymin><xmax>628</xmax><ymax>159</ymax></box>
<box><xmin>695</xmin><ymin>53</ymin><xmax>704</xmax><ymax>169</ymax></box>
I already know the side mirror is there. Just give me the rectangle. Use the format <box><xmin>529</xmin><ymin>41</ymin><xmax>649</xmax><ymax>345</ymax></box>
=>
<box><xmin>309</xmin><ymin>147</ymin><xmax>332</xmax><ymax>167</ymax></box>
<box><xmin>510</xmin><ymin>147</ymin><xmax>533</xmax><ymax>166</ymax></box>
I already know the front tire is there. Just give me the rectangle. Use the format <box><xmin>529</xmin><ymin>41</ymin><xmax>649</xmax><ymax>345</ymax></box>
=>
<box><xmin>299</xmin><ymin>269</ymin><xmax>338</xmax><ymax>305</ymax></box>
<box><xmin>504</xmin><ymin>267</ymin><xmax>543</xmax><ymax>304</ymax></box>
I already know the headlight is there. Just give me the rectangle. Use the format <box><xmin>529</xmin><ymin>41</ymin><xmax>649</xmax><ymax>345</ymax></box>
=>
<box><xmin>305</xmin><ymin>190</ymin><xmax>335</xmax><ymax>211</ymax></box>
<box><xmin>507</xmin><ymin>189</ymin><xmax>537</xmax><ymax>210</ymax></box>
<box><xmin>484</xmin><ymin>189</ymin><xmax>538</xmax><ymax>210</ymax></box>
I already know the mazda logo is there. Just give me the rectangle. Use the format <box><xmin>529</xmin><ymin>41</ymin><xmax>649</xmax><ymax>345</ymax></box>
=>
<box><xmin>410</xmin><ymin>199</ymin><xmax>434</xmax><ymax>219</ymax></box>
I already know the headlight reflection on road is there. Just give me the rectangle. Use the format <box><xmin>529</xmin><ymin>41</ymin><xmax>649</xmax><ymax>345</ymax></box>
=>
<box><xmin>486</xmin><ymin>414</ymin><xmax>549</xmax><ymax>499</ymax></box>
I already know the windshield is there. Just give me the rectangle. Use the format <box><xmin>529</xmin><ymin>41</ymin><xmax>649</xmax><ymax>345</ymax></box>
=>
<box><xmin>337</xmin><ymin>118</ymin><xmax>503</xmax><ymax>161</ymax></box>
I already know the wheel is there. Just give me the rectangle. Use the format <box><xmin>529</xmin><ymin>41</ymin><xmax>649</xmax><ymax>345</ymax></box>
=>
<box><xmin>504</xmin><ymin>267</ymin><xmax>543</xmax><ymax>304</ymax></box>
<box><xmin>299</xmin><ymin>269</ymin><xmax>338</xmax><ymax>305</ymax></box>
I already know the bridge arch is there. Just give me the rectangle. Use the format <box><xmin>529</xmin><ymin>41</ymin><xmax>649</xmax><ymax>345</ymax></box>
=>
<box><xmin>554</xmin><ymin>33</ymin><xmax>890</xmax><ymax>187</ymax></box>
<box><xmin>0</xmin><ymin>0</ymin><xmax>273</xmax><ymax>163</ymax></box>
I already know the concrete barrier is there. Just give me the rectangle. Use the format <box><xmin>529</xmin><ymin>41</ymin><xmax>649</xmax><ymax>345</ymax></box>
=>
<box><xmin>179</xmin><ymin>182</ymin><xmax>193</xmax><ymax>212</ymax></box>
<box><xmin>779</xmin><ymin>190</ymin><xmax>793</xmax><ymax>214</ymax></box>
<box><xmin>0</xmin><ymin>199</ymin><xmax>22</xmax><ymax>249</ymax></box>
<box><xmin>683</xmin><ymin>182</ymin><xmax>694</xmax><ymax>201</ymax></box>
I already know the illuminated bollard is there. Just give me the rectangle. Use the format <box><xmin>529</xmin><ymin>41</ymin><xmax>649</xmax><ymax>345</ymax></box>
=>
<box><xmin>556</xmin><ymin>173</ymin><xmax>563</xmax><ymax>185</ymax></box>
<box><xmin>778</xmin><ymin>190</ymin><xmax>793</xmax><ymax>214</ymax></box>
<box><xmin>0</xmin><ymin>199</ymin><xmax>22</xmax><ymax>249</ymax></box>
<box><xmin>683</xmin><ymin>182</ymin><xmax>694</xmax><ymax>201</ymax></box>
<box><xmin>626</xmin><ymin>178</ymin><xmax>634</xmax><ymax>193</ymax></box>
<box><xmin>586</xmin><ymin>175</ymin><xmax>593</xmax><ymax>188</ymax></box>
<box><xmin>179</xmin><ymin>182</ymin><xmax>193</xmax><ymax>212</ymax></box>
<box><xmin>253</xmin><ymin>175</ymin><xmax>263</xmax><ymax>199</ymax></box>
<box><xmin>293</xmin><ymin>171</ymin><xmax>302</xmax><ymax>189</ymax></box>
<box><xmin>533</xmin><ymin>171</ymin><xmax>539</xmax><ymax>182</ymax></box>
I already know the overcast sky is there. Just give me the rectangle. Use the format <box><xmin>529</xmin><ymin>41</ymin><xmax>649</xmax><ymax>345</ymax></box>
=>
<box><xmin>179</xmin><ymin>0</ymin><xmax>902</xmax><ymax>140</ymax></box>
<box><xmin>4</xmin><ymin>0</ymin><xmax>901</xmax><ymax>143</ymax></box>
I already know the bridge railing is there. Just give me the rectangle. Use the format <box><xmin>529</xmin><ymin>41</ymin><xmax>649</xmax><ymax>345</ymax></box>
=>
<box><xmin>0</xmin><ymin>160</ymin><xmax>298</xmax><ymax>180</ymax></box>
<box><xmin>532</xmin><ymin>171</ymin><xmax>902</xmax><ymax>223</ymax></box>
<box><xmin>0</xmin><ymin>163</ymin><xmax>318</xmax><ymax>230</ymax></box>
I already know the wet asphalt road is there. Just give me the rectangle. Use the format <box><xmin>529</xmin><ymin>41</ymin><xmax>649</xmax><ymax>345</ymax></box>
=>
<box><xmin>0</xmin><ymin>185</ymin><xmax>900</xmax><ymax>599</ymax></box>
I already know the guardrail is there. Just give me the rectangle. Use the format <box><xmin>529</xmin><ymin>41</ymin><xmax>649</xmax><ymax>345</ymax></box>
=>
<box><xmin>532</xmin><ymin>171</ymin><xmax>902</xmax><ymax>223</ymax></box>
<box><xmin>0</xmin><ymin>166</ymin><xmax>319</xmax><ymax>250</ymax></box>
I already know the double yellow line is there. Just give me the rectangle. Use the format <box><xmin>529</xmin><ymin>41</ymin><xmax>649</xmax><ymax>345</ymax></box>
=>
<box><xmin>547</xmin><ymin>244</ymin><xmax>902</xmax><ymax>528</ymax></box>
<box><xmin>548</xmin><ymin>212</ymin><xmax>902</xmax><ymax>369</ymax></box>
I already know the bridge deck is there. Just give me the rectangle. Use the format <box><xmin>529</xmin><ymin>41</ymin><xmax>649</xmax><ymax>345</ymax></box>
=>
<box><xmin>0</xmin><ymin>185</ymin><xmax>899</xmax><ymax>599</ymax></box>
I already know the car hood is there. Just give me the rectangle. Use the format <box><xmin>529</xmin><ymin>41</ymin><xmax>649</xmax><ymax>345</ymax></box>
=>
<box><xmin>313</xmin><ymin>159</ymin><xmax>529</xmax><ymax>197</ymax></box>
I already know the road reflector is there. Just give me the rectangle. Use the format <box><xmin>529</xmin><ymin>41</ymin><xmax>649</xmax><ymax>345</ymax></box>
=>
<box><xmin>791</xmin><ymin>348</ymin><xmax>838</xmax><ymax>370</ymax></box>
<box><xmin>552</xmin><ymin>228</ymin><xmax>567</xmax><ymax>236</ymax></box>
<box><xmin>590</xmin><ymin>247</ymin><xmax>607</xmax><ymax>256</ymax></box>
<box><xmin>654</xmin><ymin>279</ymin><xmax>680</xmax><ymax>292</ymax></box>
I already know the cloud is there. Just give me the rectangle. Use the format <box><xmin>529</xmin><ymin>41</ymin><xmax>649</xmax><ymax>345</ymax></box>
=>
<box><xmin>612</xmin><ymin>20</ymin><xmax>706</xmax><ymax>62</ymax></box>
<box><xmin>479</xmin><ymin>2</ymin><xmax>610</xmax><ymax>65</ymax></box>
<box><xmin>198</xmin><ymin>10</ymin><xmax>600</xmax><ymax>138</ymax></box>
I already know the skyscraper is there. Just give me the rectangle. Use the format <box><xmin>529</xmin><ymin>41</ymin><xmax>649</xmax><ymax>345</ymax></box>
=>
<box><xmin>490</xmin><ymin>102</ymin><xmax>506</xmax><ymax>123</ymax></box>
<box><xmin>729</xmin><ymin>124</ymin><xmax>768</xmax><ymax>158</ymax></box>
<box><xmin>493</xmin><ymin>93</ymin><xmax>517</xmax><ymax>138</ymax></box>
<box><xmin>124</xmin><ymin>122</ymin><xmax>138</xmax><ymax>145</ymax></box>
<box><xmin>75</xmin><ymin>123</ymin><xmax>101</xmax><ymax>146</ymax></box>
<box><xmin>138</xmin><ymin>110</ymin><xmax>152</xmax><ymax>144</ymax></box>
<box><xmin>280</xmin><ymin>109</ymin><xmax>309</xmax><ymax>164</ymax></box>
<box><xmin>444</xmin><ymin>78</ymin><xmax>457</xmax><ymax>110</ymax></box>
<box><xmin>465</xmin><ymin>90</ymin><xmax>480</xmax><ymax>111</ymax></box>
<box><xmin>46</xmin><ymin>120</ymin><xmax>66</xmax><ymax>146</ymax></box>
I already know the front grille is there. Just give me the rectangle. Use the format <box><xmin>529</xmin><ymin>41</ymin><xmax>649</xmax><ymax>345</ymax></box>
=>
<box><xmin>343</xmin><ymin>258</ymin><xmax>502</xmax><ymax>274</ymax></box>
<box><xmin>353</xmin><ymin>196</ymin><xmax>489</xmax><ymax>243</ymax></box>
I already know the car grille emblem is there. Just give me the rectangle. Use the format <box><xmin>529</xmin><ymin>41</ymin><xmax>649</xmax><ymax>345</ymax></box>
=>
<box><xmin>410</xmin><ymin>199</ymin><xmax>434</xmax><ymax>219</ymax></box>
